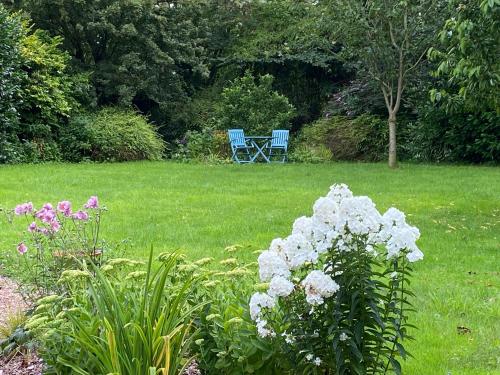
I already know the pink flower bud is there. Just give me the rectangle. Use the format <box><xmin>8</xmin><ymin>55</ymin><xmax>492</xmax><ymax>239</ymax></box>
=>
<box><xmin>72</xmin><ymin>210</ymin><xmax>89</xmax><ymax>221</ymax></box>
<box><xmin>50</xmin><ymin>220</ymin><xmax>61</xmax><ymax>232</ymax></box>
<box><xmin>28</xmin><ymin>222</ymin><xmax>37</xmax><ymax>232</ymax></box>
<box><xmin>57</xmin><ymin>200</ymin><xmax>72</xmax><ymax>217</ymax></box>
<box><xmin>14</xmin><ymin>202</ymin><xmax>34</xmax><ymax>215</ymax></box>
<box><xmin>84</xmin><ymin>196</ymin><xmax>99</xmax><ymax>209</ymax></box>
<box><xmin>17</xmin><ymin>242</ymin><xmax>28</xmax><ymax>255</ymax></box>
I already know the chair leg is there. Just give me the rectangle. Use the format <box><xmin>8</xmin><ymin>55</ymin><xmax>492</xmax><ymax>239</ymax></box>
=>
<box><xmin>232</xmin><ymin>149</ymin><xmax>242</xmax><ymax>164</ymax></box>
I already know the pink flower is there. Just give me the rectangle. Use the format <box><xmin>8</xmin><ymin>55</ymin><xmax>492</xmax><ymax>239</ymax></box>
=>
<box><xmin>28</xmin><ymin>222</ymin><xmax>37</xmax><ymax>232</ymax></box>
<box><xmin>57</xmin><ymin>200</ymin><xmax>72</xmax><ymax>216</ymax></box>
<box><xmin>39</xmin><ymin>209</ymin><xmax>56</xmax><ymax>223</ymax></box>
<box><xmin>37</xmin><ymin>228</ymin><xmax>49</xmax><ymax>236</ymax></box>
<box><xmin>50</xmin><ymin>220</ymin><xmax>61</xmax><ymax>232</ymax></box>
<box><xmin>84</xmin><ymin>196</ymin><xmax>99</xmax><ymax>209</ymax></box>
<box><xmin>17</xmin><ymin>242</ymin><xmax>28</xmax><ymax>255</ymax></box>
<box><xmin>14</xmin><ymin>202</ymin><xmax>34</xmax><ymax>215</ymax></box>
<box><xmin>36</xmin><ymin>205</ymin><xmax>57</xmax><ymax>223</ymax></box>
<box><xmin>72</xmin><ymin>210</ymin><xmax>89</xmax><ymax>221</ymax></box>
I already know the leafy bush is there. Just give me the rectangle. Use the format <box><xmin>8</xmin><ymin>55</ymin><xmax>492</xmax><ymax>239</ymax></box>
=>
<box><xmin>0</xmin><ymin>135</ymin><xmax>62</xmax><ymax>164</ymax></box>
<box><xmin>172</xmin><ymin>128</ymin><xmax>230</xmax><ymax>162</ymax></box>
<box><xmin>401</xmin><ymin>106</ymin><xmax>500</xmax><ymax>163</ymax></box>
<box><xmin>18</xmin><ymin>29</ymin><xmax>77</xmax><ymax>134</ymax></box>
<box><xmin>61</xmin><ymin>107</ymin><xmax>165</xmax><ymax>162</ymax></box>
<box><xmin>28</xmin><ymin>250</ymin><xmax>203</xmax><ymax>374</ymax></box>
<box><xmin>190</xmin><ymin>250</ymin><xmax>285</xmax><ymax>374</ymax></box>
<box><xmin>289</xmin><ymin>144</ymin><xmax>333</xmax><ymax>163</ymax></box>
<box><xmin>294</xmin><ymin>115</ymin><xmax>388</xmax><ymax>162</ymax></box>
<box><xmin>249</xmin><ymin>184</ymin><xmax>422</xmax><ymax>373</ymax></box>
<box><xmin>0</xmin><ymin>5</ymin><xmax>86</xmax><ymax>164</ymax></box>
<box><xmin>215</xmin><ymin>71</ymin><xmax>296</xmax><ymax>135</ymax></box>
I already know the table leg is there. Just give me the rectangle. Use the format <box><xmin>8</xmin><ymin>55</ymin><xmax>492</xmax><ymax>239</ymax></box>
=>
<box><xmin>251</xmin><ymin>142</ymin><xmax>270</xmax><ymax>163</ymax></box>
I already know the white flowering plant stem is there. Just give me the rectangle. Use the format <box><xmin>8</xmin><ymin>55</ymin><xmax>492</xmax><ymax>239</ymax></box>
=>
<box><xmin>250</xmin><ymin>184</ymin><xmax>423</xmax><ymax>374</ymax></box>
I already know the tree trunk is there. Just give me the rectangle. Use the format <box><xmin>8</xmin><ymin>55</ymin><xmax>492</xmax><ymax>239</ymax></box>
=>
<box><xmin>388</xmin><ymin>113</ymin><xmax>398</xmax><ymax>168</ymax></box>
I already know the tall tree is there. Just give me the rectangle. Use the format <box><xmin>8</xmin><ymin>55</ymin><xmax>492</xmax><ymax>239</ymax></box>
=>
<box><xmin>21</xmin><ymin>0</ymin><xmax>209</xmax><ymax>132</ymax></box>
<box><xmin>330</xmin><ymin>0</ymin><xmax>444</xmax><ymax>168</ymax></box>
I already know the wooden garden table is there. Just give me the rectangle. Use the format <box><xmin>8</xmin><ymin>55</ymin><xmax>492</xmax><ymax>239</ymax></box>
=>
<box><xmin>245</xmin><ymin>136</ymin><xmax>274</xmax><ymax>163</ymax></box>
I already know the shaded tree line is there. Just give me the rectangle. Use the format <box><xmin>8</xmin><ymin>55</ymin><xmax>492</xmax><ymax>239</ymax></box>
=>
<box><xmin>1</xmin><ymin>0</ymin><xmax>498</xmax><ymax>165</ymax></box>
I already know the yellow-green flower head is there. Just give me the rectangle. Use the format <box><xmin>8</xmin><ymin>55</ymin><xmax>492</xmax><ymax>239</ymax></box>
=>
<box><xmin>206</xmin><ymin>313</ymin><xmax>221</xmax><ymax>321</ymax></box>
<box><xmin>36</xmin><ymin>295</ymin><xmax>60</xmax><ymax>305</ymax></box>
<box><xmin>107</xmin><ymin>258</ymin><xmax>144</xmax><ymax>267</ymax></box>
<box><xmin>202</xmin><ymin>280</ymin><xmax>220</xmax><ymax>288</ymax></box>
<box><xmin>225</xmin><ymin>244</ymin><xmax>243</xmax><ymax>253</ymax></box>
<box><xmin>255</xmin><ymin>282</ymin><xmax>270</xmax><ymax>292</ymax></box>
<box><xmin>25</xmin><ymin>316</ymin><xmax>49</xmax><ymax>330</ymax></box>
<box><xmin>219</xmin><ymin>258</ymin><xmax>238</xmax><ymax>267</ymax></box>
<box><xmin>227</xmin><ymin>317</ymin><xmax>244</xmax><ymax>325</ymax></box>
<box><xmin>101</xmin><ymin>264</ymin><xmax>114</xmax><ymax>273</ymax></box>
<box><xmin>34</xmin><ymin>304</ymin><xmax>51</xmax><ymax>313</ymax></box>
<box><xmin>225</xmin><ymin>268</ymin><xmax>250</xmax><ymax>277</ymax></box>
<box><xmin>194</xmin><ymin>257</ymin><xmax>214</xmax><ymax>266</ymax></box>
<box><xmin>178</xmin><ymin>263</ymin><xmax>198</xmax><ymax>273</ymax></box>
<box><xmin>57</xmin><ymin>270</ymin><xmax>90</xmax><ymax>283</ymax></box>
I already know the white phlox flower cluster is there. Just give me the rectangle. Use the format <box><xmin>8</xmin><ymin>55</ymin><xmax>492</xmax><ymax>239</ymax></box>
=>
<box><xmin>268</xmin><ymin>275</ymin><xmax>294</xmax><ymax>298</ymax></box>
<box><xmin>256</xmin><ymin>319</ymin><xmax>275</xmax><ymax>338</ymax></box>
<box><xmin>301</xmin><ymin>270</ymin><xmax>339</xmax><ymax>305</ymax></box>
<box><xmin>249</xmin><ymin>293</ymin><xmax>275</xmax><ymax>320</ymax></box>
<box><xmin>258</xmin><ymin>250</ymin><xmax>290</xmax><ymax>281</ymax></box>
<box><xmin>250</xmin><ymin>293</ymin><xmax>277</xmax><ymax>337</ymax></box>
<box><xmin>249</xmin><ymin>183</ymin><xmax>423</xmax><ymax>337</ymax></box>
<box><xmin>381</xmin><ymin>207</ymin><xmax>423</xmax><ymax>262</ymax></box>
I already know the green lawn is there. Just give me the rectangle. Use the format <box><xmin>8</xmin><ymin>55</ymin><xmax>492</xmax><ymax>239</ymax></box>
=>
<box><xmin>1</xmin><ymin>161</ymin><xmax>499</xmax><ymax>374</ymax></box>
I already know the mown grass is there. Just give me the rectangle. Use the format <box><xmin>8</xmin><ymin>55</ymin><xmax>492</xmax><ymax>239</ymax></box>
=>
<box><xmin>0</xmin><ymin>161</ymin><xmax>499</xmax><ymax>374</ymax></box>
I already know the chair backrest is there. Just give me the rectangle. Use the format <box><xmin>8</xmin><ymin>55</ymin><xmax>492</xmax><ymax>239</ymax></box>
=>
<box><xmin>271</xmin><ymin>130</ymin><xmax>289</xmax><ymax>147</ymax></box>
<box><xmin>228</xmin><ymin>129</ymin><xmax>247</xmax><ymax>147</ymax></box>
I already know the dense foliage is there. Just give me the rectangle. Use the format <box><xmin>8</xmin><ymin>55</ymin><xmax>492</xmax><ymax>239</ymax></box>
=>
<box><xmin>27</xmin><ymin>251</ymin><xmax>202</xmax><ymax>374</ymax></box>
<box><xmin>0</xmin><ymin>6</ymin><xmax>23</xmax><ymax>137</ymax></box>
<box><xmin>0</xmin><ymin>5</ymin><xmax>86</xmax><ymax>163</ymax></box>
<box><xmin>292</xmin><ymin>115</ymin><xmax>388</xmax><ymax>162</ymax></box>
<box><xmin>215</xmin><ymin>72</ymin><xmax>295</xmax><ymax>135</ymax></box>
<box><xmin>429</xmin><ymin>0</ymin><xmax>499</xmax><ymax>113</ymax></box>
<box><xmin>0</xmin><ymin>0</ymin><xmax>498</xmax><ymax>164</ymax></box>
<box><xmin>61</xmin><ymin>108</ymin><xmax>165</xmax><ymax>162</ymax></box>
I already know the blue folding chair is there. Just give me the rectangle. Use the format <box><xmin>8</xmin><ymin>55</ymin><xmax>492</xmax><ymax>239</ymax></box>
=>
<box><xmin>267</xmin><ymin>130</ymin><xmax>289</xmax><ymax>163</ymax></box>
<box><xmin>228</xmin><ymin>129</ymin><xmax>253</xmax><ymax>164</ymax></box>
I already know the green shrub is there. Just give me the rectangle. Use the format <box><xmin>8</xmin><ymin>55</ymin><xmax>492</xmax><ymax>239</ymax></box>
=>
<box><xmin>172</xmin><ymin>128</ymin><xmax>231</xmax><ymax>162</ymax></box>
<box><xmin>215</xmin><ymin>71</ymin><xmax>296</xmax><ymax>135</ymax></box>
<box><xmin>195</xmin><ymin>280</ymin><xmax>284</xmax><ymax>375</ymax></box>
<box><xmin>294</xmin><ymin>115</ymin><xmax>388</xmax><ymax>162</ymax></box>
<box><xmin>401</xmin><ymin>106</ymin><xmax>500</xmax><ymax>163</ymax></box>
<box><xmin>183</xmin><ymin>249</ymin><xmax>286</xmax><ymax>374</ymax></box>
<box><xmin>61</xmin><ymin>107</ymin><xmax>165</xmax><ymax>162</ymax></box>
<box><xmin>0</xmin><ymin>134</ymin><xmax>61</xmax><ymax>164</ymax></box>
<box><xmin>289</xmin><ymin>144</ymin><xmax>333</xmax><ymax>163</ymax></box>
